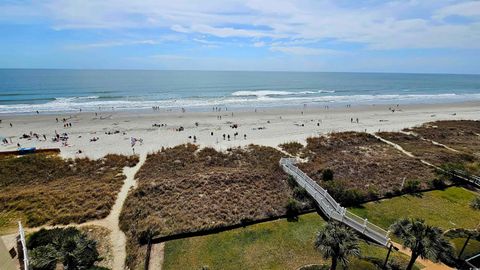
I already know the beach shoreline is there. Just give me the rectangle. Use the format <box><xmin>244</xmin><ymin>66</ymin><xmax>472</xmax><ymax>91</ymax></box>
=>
<box><xmin>1</xmin><ymin>101</ymin><xmax>479</xmax><ymax>159</ymax></box>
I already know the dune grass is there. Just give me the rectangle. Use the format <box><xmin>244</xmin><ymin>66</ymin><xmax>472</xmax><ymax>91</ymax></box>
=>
<box><xmin>0</xmin><ymin>153</ymin><xmax>138</xmax><ymax>234</ymax></box>
<box><xmin>405</xmin><ymin>120</ymin><xmax>480</xmax><ymax>156</ymax></box>
<box><xmin>163</xmin><ymin>213</ymin><xmax>418</xmax><ymax>270</ymax></box>
<box><xmin>349</xmin><ymin>187</ymin><xmax>480</xmax><ymax>231</ymax></box>
<box><xmin>120</xmin><ymin>144</ymin><xmax>292</xmax><ymax>269</ymax></box>
<box><xmin>279</xmin><ymin>141</ymin><xmax>304</xmax><ymax>156</ymax></box>
<box><xmin>299</xmin><ymin>132</ymin><xmax>436</xmax><ymax>201</ymax></box>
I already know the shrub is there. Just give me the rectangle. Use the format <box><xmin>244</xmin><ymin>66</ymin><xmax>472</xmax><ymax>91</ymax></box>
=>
<box><xmin>321</xmin><ymin>169</ymin><xmax>334</xmax><ymax>181</ymax></box>
<box><xmin>287</xmin><ymin>175</ymin><xmax>297</xmax><ymax>188</ymax></box>
<box><xmin>430</xmin><ymin>178</ymin><xmax>446</xmax><ymax>189</ymax></box>
<box><xmin>403</xmin><ymin>179</ymin><xmax>421</xmax><ymax>193</ymax></box>
<box><xmin>293</xmin><ymin>186</ymin><xmax>309</xmax><ymax>201</ymax></box>
<box><xmin>471</xmin><ymin>196</ymin><xmax>480</xmax><ymax>210</ymax></box>
<box><xmin>279</xmin><ymin>142</ymin><xmax>304</xmax><ymax>156</ymax></box>
<box><xmin>285</xmin><ymin>199</ymin><xmax>300</xmax><ymax>220</ymax></box>
<box><xmin>366</xmin><ymin>187</ymin><xmax>379</xmax><ymax>200</ymax></box>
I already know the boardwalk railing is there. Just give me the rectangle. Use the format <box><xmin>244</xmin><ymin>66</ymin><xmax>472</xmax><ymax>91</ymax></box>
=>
<box><xmin>18</xmin><ymin>221</ymin><xmax>29</xmax><ymax>270</ymax></box>
<box><xmin>452</xmin><ymin>169</ymin><xmax>480</xmax><ymax>187</ymax></box>
<box><xmin>280</xmin><ymin>158</ymin><xmax>390</xmax><ymax>246</ymax></box>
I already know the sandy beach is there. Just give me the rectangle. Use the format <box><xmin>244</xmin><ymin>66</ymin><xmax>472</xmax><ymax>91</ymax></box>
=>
<box><xmin>1</xmin><ymin>102</ymin><xmax>479</xmax><ymax>159</ymax></box>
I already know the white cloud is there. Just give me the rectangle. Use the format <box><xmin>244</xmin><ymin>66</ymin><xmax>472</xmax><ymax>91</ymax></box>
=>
<box><xmin>270</xmin><ymin>46</ymin><xmax>341</xmax><ymax>56</ymax></box>
<box><xmin>434</xmin><ymin>1</ymin><xmax>480</xmax><ymax>19</ymax></box>
<box><xmin>66</xmin><ymin>39</ymin><xmax>161</xmax><ymax>49</ymax></box>
<box><xmin>2</xmin><ymin>0</ymin><xmax>480</xmax><ymax>49</ymax></box>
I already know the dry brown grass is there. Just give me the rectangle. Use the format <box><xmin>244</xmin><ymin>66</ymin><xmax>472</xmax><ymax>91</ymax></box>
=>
<box><xmin>405</xmin><ymin>120</ymin><xmax>480</xmax><ymax>156</ymax></box>
<box><xmin>377</xmin><ymin>132</ymin><xmax>476</xmax><ymax>166</ymax></box>
<box><xmin>299</xmin><ymin>132</ymin><xmax>436</xmax><ymax>198</ymax></box>
<box><xmin>279</xmin><ymin>141</ymin><xmax>304</xmax><ymax>156</ymax></box>
<box><xmin>80</xmin><ymin>225</ymin><xmax>113</xmax><ymax>269</ymax></box>
<box><xmin>0</xmin><ymin>153</ymin><xmax>138</xmax><ymax>231</ymax></box>
<box><xmin>119</xmin><ymin>144</ymin><xmax>292</xmax><ymax>269</ymax></box>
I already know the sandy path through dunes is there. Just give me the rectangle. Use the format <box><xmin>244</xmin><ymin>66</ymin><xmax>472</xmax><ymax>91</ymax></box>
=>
<box><xmin>0</xmin><ymin>154</ymin><xmax>147</xmax><ymax>270</ymax></box>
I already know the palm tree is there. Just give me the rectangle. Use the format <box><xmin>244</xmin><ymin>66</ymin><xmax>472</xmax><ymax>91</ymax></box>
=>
<box><xmin>390</xmin><ymin>218</ymin><xmax>453</xmax><ymax>270</ymax></box>
<box><xmin>314</xmin><ymin>221</ymin><xmax>360</xmax><ymax>270</ymax></box>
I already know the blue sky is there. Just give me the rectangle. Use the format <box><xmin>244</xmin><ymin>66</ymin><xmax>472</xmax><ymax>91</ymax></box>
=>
<box><xmin>0</xmin><ymin>0</ymin><xmax>479</xmax><ymax>73</ymax></box>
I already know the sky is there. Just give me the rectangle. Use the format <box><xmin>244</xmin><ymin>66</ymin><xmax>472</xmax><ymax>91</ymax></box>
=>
<box><xmin>0</xmin><ymin>0</ymin><xmax>479</xmax><ymax>74</ymax></box>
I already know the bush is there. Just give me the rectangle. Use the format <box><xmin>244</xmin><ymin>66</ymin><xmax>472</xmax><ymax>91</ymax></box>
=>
<box><xmin>324</xmin><ymin>181</ymin><xmax>366</xmax><ymax>206</ymax></box>
<box><xmin>430</xmin><ymin>178</ymin><xmax>446</xmax><ymax>189</ymax></box>
<box><xmin>321</xmin><ymin>169</ymin><xmax>334</xmax><ymax>181</ymax></box>
<box><xmin>285</xmin><ymin>199</ymin><xmax>300</xmax><ymax>220</ymax></box>
<box><xmin>403</xmin><ymin>179</ymin><xmax>421</xmax><ymax>193</ymax></box>
<box><xmin>471</xmin><ymin>196</ymin><xmax>480</xmax><ymax>210</ymax></box>
<box><xmin>287</xmin><ymin>175</ymin><xmax>297</xmax><ymax>188</ymax></box>
<box><xmin>293</xmin><ymin>186</ymin><xmax>309</xmax><ymax>201</ymax></box>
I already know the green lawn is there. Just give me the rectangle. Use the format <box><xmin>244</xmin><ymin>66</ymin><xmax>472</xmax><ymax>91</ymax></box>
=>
<box><xmin>349</xmin><ymin>187</ymin><xmax>480</xmax><ymax>231</ymax></box>
<box><xmin>163</xmin><ymin>213</ymin><xmax>416</xmax><ymax>270</ymax></box>
<box><xmin>450</xmin><ymin>238</ymin><xmax>480</xmax><ymax>260</ymax></box>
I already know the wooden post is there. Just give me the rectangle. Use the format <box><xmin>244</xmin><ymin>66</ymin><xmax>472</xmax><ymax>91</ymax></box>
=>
<box><xmin>458</xmin><ymin>235</ymin><xmax>471</xmax><ymax>260</ymax></box>
<box><xmin>383</xmin><ymin>244</ymin><xmax>394</xmax><ymax>269</ymax></box>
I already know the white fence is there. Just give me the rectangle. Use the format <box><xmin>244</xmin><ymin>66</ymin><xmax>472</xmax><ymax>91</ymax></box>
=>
<box><xmin>280</xmin><ymin>158</ymin><xmax>390</xmax><ymax>246</ymax></box>
<box><xmin>453</xmin><ymin>169</ymin><xmax>480</xmax><ymax>187</ymax></box>
<box><xmin>18</xmin><ymin>221</ymin><xmax>29</xmax><ymax>270</ymax></box>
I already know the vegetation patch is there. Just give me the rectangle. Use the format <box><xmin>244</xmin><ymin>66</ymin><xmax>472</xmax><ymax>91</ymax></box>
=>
<box><xmin>0</xmin><ymin>153</ymin><xmax>138</xmax><ymax>233</ymax></box>
<box><xmin>120</xmin><ymin>144</ymin><xmax>292</xmax><ymax>269</ymax></box>
<box><xmin>405</xmin><ymin>120</ymin><xmax>480</xmax><ymax>157</ymax></box>
<box><xmin>162</xmin><ymin>213</ymin><xmax>417</xmax><ymax>270</ymax></box>
<box><xmin>377</xmin><ymin>131</ymin><xmax>476</xmax><ymax>167</ymax></box>
<box><xmin>349</xmin><ymin>187</ymin><xmax>479</xmax><ymax>231</ymax></box>
<box><xmin>80</xmin><ymin>225</ymin><xmax>113</xmax><ymax>269</ymax></box>
<box><xmin>279</xmin><ymin>141</ymin><xmax>304</xmax><ymax>156</ymax></box>
<box><xmin>27</xmin><ymin>227</ymin><xmax>105</xmax><ymax>270</ymax></box>
<box><xmin>298</xmin><ymin>132</ymin><xmax>436</xmax><ymax>203</ymax></box>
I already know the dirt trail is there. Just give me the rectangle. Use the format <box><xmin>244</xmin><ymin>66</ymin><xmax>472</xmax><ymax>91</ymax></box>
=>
<box><xmin>392</xmin><ymin>242</ymin><xmax>453</xmax><ymax>270</ymax></box>
<box><xmin>4</xmin><ymin>154</ymin><xmax>147</xmax><ymax>270</ymax></box>
<box><xmin>105</xmin><ymin>153</ymin><xmax>146</xmax><ymax>270</ymax></box>
<box><xmin>149</xmin><ymin>243</ymin><xmax>165</xmax><ymax>270</ymax></box>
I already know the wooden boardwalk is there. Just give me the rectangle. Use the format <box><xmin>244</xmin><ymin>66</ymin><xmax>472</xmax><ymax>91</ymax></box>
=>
<box><xmin>452</xmin><ymin>170</ymin><xmax>480</xmax><ymax>187</ymax></box>
<box><xmin>280</xmin><ymin>158</ymin><xmax>390</xmax><ymax>246</ymax></box>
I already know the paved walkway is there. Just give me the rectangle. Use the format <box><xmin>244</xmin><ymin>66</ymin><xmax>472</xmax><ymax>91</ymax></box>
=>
<box><xmin>149</xmin><ymin>242</ymin><xmax>165</xmax><ymax>270</ymax></box>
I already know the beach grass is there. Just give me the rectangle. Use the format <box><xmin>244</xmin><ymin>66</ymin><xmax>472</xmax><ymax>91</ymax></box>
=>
<box><xmin>162</xmin><ymin>213</ymin><xmax>419</xmax><ymax>270</ymax></box>
<box><xmin>279</xmin><ymin>141</ymin><xmax>304</xmax><ymax>156</ymax></box>
<box><xmin>405</xmin><ymin>120</ymin><xmax>480</xmax><ymax>157</ymax></box>
<box><xmin>349</xmin><ymin>187</ymin><xmax>479</xmax><ymax>231</ymax></box>
<box><xmin>299</xmin><ymin>132</ymin><xmax>436</xmax><ymax>202</ymax></box>
<box><xmin>0</xmin><ymin>153</ymin><xmax>138</xmax><ymax>233</ymax></box>
<box><xmin>120</xmin><ymin>144</ymin><xmax>293</xmax><ymax>269</ymax></box>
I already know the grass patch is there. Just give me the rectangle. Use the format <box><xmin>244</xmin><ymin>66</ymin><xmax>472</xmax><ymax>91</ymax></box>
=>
<box><xmin>0</xmin><ymin>153</ymin><xmax>138</xmax><ymax>233</ymax></box>
<box><xmin>120</xmin><ymin>144</ymin><xmax>292</xmax><ymax>269</ymax></box>
<box><xmin>349</xmin><ymin>187</ymin><xmax>479</xmax><ymax>231</ymax></box>
<box><xmin>80</xmin><ymin>225</ymin><xmax>113</xmax><ymax>269</ymax></box>
<box><xmin>377</xmin><ymin>131</ymin><xmax>476</xmax><ymax>168</ymax></box>
<box><xmin>279</xmin><ymin>141</ymin><xmax>304</xmax><ymax>156</ymax></box>
<box><xmin>163</xmin><ymin>213</ymin><xmax>418</xmax><ymax>270</ymax></box>
<box><xmin>405</xmin><ymin>120</ymin><xmax>480</xmax><ymax>157</ymax></box>
<box><xmin>299</xmin><ymin>132</ymin><xmax>436</xmax><ymax>202</ymax></box>
<box><xmin>450</xmin><ymin>237</ymin><xmax>480</xmax><ymax>260</ymax></box>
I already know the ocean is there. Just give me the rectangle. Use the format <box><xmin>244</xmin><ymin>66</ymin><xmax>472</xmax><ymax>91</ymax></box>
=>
<box><xmin>0</xmin><ymin>69</ymin><xmax>479</xmax><ymax>114</ymax></box>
